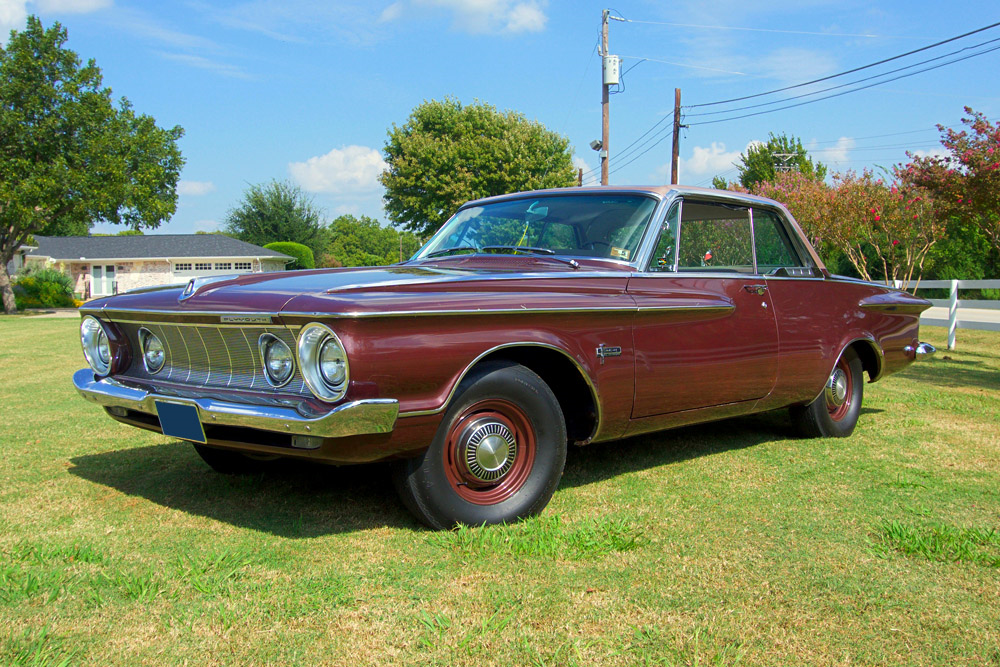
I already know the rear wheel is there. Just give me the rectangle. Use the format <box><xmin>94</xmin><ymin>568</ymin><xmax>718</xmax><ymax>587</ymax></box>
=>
<box><xmin>392</xmin><ymin>361</ymin><xmax>567</xmax><ymax>529</ymax></box>
<box><xmin>192</xmin><ymin>443</ymin><xmax>277</xmax><ymax>474</ymax></box>
<box><xmin>790</xmin><ymin>347</ymin><xmax>864</xmax><ymax>438</ymax></box>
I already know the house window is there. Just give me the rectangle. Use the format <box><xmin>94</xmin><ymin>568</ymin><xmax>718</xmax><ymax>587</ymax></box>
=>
<box><xmin>234</xmin><ymin>262</ymin><xmax>252</xmax><ymax>271</ymax></box>
<box><xmin>174</xmin><ymin>263</ymin><xmax>192</xmax><ymax>271</ymax></box>
<box><xmin>195</xmin><ymin>262</ymin><xmax>212</xmax><ymax>271</ymax></box>
<box><xmin>215</xmin><ymin>262</ymin><xmax>232</xmax><ymax>270</ymax></box>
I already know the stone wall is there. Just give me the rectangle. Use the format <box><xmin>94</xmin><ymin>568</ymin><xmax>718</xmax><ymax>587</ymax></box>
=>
<box><xmin>115</xmin><ymin>261</ymin><xmax>172</xmax><ymax>292</ymax></box>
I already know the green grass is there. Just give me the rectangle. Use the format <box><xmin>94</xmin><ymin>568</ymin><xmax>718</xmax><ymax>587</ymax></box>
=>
<box><xmin>1</xmin><ymin>318</ymin><xmax>998</xmax><ymax>665</ymax></box>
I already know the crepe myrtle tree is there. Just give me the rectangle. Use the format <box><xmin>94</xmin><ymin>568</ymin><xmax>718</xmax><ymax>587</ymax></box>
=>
<box><xmin>902</xmin><ymin>108</ymin><xmax>1000</xmax><ymax>254</ymax></box>
<box><xmin>380</xmin><ymin>98</ymin><xmax>577</xmax><ymax>237</ymax></box>
<box><xmin>0</xmin><ymin>17</ymin><xmax>184</xmax><ymax>314</ymax></box>
<box><xmin>751</xmin><ymin>170</ymin><xmax>941</xmax><ymax>290</ymax></box>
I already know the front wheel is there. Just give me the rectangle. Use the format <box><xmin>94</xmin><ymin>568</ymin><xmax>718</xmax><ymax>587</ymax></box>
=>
<box><xmin>392</xmin><ymin>361</ymin><xmax>567</xmax><ymax>529</ymax></box>
<box><xmin>790</xmin><ymin>347</ymin><xmax>864</xmax><ymax>438</ymax></box>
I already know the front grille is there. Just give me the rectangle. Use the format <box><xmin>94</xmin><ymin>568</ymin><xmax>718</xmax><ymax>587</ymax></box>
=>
<box><xmin>117</xmin><ymin>322</ymin><xmax>311</xmax><ymax>396</ymax></box>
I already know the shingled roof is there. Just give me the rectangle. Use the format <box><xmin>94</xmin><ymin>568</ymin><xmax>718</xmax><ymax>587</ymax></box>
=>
<box><xmin>24</xmin><ymin>235</ymin><xmax>292</xmax><ymax>261</ymax></box>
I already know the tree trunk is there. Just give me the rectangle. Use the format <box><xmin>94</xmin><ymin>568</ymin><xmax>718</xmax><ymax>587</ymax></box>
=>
<box><xmin>0</xmin><ymin>265</ymin><xmax>17</xmax><ymax>314</ymax></box>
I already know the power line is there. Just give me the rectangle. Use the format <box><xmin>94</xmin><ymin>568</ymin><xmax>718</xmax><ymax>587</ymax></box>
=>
<box><xmin>684</xmin><ymin>36</ymin><xmax>1000</xmax><ymax>118</ymax></box>
<box><xmin>687</xmin><ymin>43</ymin><xmax>1000</xmax><ymax>126</ymax></box>
<box><xmin>685</xmin><ymin>20</ymin><xmax>1000</xmax><ymax>109</ymax></box>
<box><xmin>609</xmin><ymin>130</ymin><xmax>675</xmax><ymax>176</ymax></box>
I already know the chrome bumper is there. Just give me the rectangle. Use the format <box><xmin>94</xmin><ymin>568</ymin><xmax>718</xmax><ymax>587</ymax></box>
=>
<box><xmin>73</xmin><ymin>368</ymin><xmax>398</xmax><ymax>439</ymax></box>
<box><xmin>905</xmin><ymin>342</ymin><xmax>936</xmax><ymax>360</ymax></box>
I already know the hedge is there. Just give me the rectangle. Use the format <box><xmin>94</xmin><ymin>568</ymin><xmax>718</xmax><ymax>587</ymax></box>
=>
<box><xmin>264</xmin><ymin>242</ymin><xmax>315</xmax><ymax>270</ymax></box>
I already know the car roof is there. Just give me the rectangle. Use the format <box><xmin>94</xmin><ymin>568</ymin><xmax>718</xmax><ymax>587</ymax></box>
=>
<box><xmin>465</xmin><ymin>185</ymin><xmax>781</xmax><ymax>208</ymax></box>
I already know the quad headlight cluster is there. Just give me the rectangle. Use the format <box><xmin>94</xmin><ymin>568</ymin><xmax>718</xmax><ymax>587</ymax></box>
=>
<box><xmin>296</xmin><ymin>322</ymin><xmax>349</xmax><ymax>402</ymax></box>
<box><xmin>81</xmin><ymin>315</ymin><xmax>349</xmax><ymax>403</ymax></box>
<box><xmin>80</xmin><ymin>316</ymin><xmax>113</xmax><ymax>375</ymax></box>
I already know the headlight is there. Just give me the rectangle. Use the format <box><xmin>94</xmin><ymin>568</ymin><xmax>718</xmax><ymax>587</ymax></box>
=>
<box><xmin>81</xmin><ymin>316</ymin><xmax>112</xmax><ymax>375</ymax></box>
<box><xmin>259</xmin><ymin>334</ymin><xmax>295</xmax><ymax>387</ymax></box>
<box><xmin>297</xmin><ymin>323</ymin><xmax>349</xmax><ymax>402</ymax></box>
<box><xmin>138</xmin><ymin>327</ymin><xmax>165</xmax><ymax>374</ymax></box>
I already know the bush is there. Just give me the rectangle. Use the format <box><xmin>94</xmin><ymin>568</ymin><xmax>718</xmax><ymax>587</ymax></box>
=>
<box><xmin>264</xmin><ymin>242</ymin><xmax>315</xmax><ymax>270</ymax></box>
<box><xmin>13</xmin><ymin>266</ymin><xmax>75</xmax><ymax>309</ymax></box>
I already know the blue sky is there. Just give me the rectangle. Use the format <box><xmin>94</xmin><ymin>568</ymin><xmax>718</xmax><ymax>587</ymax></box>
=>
<box><xmin>2</xmin><ymin>0</ymin><xmax>998</xmax><ymax>235</ymax></box>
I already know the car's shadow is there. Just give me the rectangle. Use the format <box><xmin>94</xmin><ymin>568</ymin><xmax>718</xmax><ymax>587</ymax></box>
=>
<box><xmin>69</xmin><ymin>409</ymin><xmax>879</xmax><ymax>537</ymax></box>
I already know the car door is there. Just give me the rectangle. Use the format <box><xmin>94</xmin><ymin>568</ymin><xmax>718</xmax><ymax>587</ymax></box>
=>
<box><xmin>628</xmin><ymin>199</ymin><xmax>779</xmax><ymax>418</ymax></box>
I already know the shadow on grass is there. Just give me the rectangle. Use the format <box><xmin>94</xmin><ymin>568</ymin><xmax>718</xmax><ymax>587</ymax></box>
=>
<box><xmin>69</xmin><ymin>444</ymin><xmax>416</xmax><ymax>537</ymax></box>
<box><xmin>68</xmin><ymin>409</ymin><xmax>871</xmax><ymax>536</ymax></box>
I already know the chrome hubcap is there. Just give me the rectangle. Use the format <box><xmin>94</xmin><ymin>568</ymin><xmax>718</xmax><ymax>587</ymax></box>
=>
<box><xmin>461</xmin><ymin>419</ymin><xmax>517</xmax><ymax>483</ymax></box>
<box><xmin>826</xmin><ymin>368</ymin><xmax>848</xmax><ymax>407</ymax></box>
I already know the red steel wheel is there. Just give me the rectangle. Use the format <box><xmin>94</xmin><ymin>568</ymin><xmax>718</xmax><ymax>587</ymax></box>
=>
<box><xmin>790</xmin><ymin>347</ymin><xmax>864</xmax><ymax>438</ymax></box>
<box><xmin>826</xmin><ymin>355</ymin><xmax>854</xmax><ymax>422</ymax></box>
<box><xmin>441</xmin><ymin>400</ymin><xmax>537</xmax><ymax>505</ymax></box>
<box><xmin>392</xmin><ymin>361</ymin><xmax>567</xmax><ymax>529</ymax></box>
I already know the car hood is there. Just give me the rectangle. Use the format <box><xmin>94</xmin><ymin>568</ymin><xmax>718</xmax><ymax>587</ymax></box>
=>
<box><xmin>88</xmin><ymin>260</ymin><xmax>631</xmax><ymax>316</ymax></box>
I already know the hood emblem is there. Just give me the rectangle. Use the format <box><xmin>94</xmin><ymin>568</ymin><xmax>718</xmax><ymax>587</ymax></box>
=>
<box><xmin>221</xmin><ymin>315</ymin><xmax>272</xmax><ymax>324</ymax></box>
<box><xmin>178</xmin><ymin>274</ymin><xmax>240</xmax><ymax>303</ymax></box>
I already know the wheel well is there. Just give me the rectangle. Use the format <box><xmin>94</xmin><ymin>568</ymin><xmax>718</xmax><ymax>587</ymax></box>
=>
<box><xmin>476</xmin><ymin>346</ymin><xmax>598</xmax><ymax>445</ymax></box>
<box><xmin>849</xmin><ymin>339</ymin><xmax>882</xmax><ymax>382</ymax></box>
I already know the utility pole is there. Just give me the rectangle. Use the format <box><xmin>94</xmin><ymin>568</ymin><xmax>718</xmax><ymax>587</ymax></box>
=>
<box><xmin>670</xmin><ymin>88</ymin><xmax>682</xmax><ymax>185</ymax></box>
<box><xmin>600</xmin><ymin>10</ymin><xmax>610</xmax><ymax>185</ymax></box>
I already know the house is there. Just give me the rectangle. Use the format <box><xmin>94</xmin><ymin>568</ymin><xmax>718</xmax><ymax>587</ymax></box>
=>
<box><xmin>15</xmin><ymin>235</ymin><xmax>293</xmax><ymax>298</ymax></box>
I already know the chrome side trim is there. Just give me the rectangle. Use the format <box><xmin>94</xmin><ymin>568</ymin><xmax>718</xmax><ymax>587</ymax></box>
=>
<box><xmin>398</xmin><ymin>341</ymin><xmax>603</xmax><ymax>443</ymax></box>
<box><xmin>635</xmin><ymin>304</ymin><xmax>734</xmax><ymax>315</ymax></box>
<box><xmin>87</xmin><ymin>304</ymin><xmax>725</xmax><ymax>320</ymax></box>
<box><xmin>73</xmin><ymin>368</ymin><xmax>398</xmax><ymax>439</ymax></box>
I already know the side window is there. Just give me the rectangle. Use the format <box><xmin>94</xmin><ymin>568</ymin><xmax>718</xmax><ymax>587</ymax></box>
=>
<box><xmin>646</xmin><ymin>204</ymin><xmax>678</xmax><ymax>271</ymax></box>
<box><xmin>677</xmin><ymin>202</ymin><xmax>753</xmax><ymax>272</ymax></box>
<box><xmin>753</xmin><ymin>209</ymin><xmax>804</xmax><ymax>271</ymax></box>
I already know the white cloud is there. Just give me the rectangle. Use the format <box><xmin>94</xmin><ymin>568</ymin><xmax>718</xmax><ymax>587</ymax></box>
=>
<box><xmin>156</xmin><ymin>52</ymin><xmax>250</xmax><ymax>79</ymax></box>
<box><xmin>2</xmin><ymin>0</ymin><xmax>112</xmax><ymax>43</ymax></box>
<box><xmin>378</xmin><ymin>1</ymin><xmax>403</xmax><ymax>22</ymax></box>
<box><xmin>809</xmin><ymin>136</ymin><xmax>855</xmax><ymax>165</ymax></box>
<box><xmin>678</xmin><ymin>141</ymin><xmax>745</xmax><ymax>180</ymax></box>
<box><xmin>910</xmin><ymin>147</ymin><xmax>948</xmax><ymax>161</ymax></box>
<box><xmin>399</xmin><ymin>0</ymin><xmax>547</xmax><ymax>34</ymax></box>
<box><xmin>35</xmin><ymin>0</ymin><xmax>111</xmax><ymax>12</ymax></box>
<box><xmin>572</xmin><ymin>156</ymin><xmax>598</xmax><ymax>186</ymax></box>
<box><xmin>0</xmin><ymin>2</ymin><xmax>28</xmax><ymax>42</ymax></box>
<box><xmin>177</xmin><ymin>180</ymin><xmax>217</xmax><ymax>196</ymax></box>
<box><xmin>289</xmin><ymin>145</ymin><xmax>388</xmax><ymax>195</ymax></box>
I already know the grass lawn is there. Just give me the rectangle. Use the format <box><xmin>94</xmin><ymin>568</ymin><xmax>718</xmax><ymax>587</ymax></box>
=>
<box><xmin>1</xmin><ymin>317</ymin><xmax>997</xmax><ymax>666</ymax></box>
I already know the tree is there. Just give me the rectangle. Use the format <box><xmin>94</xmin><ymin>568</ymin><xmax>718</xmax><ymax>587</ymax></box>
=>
<box><xmin>902</xmin><ymin>107</ymin><xmax>1000</xmax><ymax>254</ymax></box>
<box><xmin>223</xmin><ymin>180</ymin><xmax>325</xmax><ymax>255</ymax></box>
<box><xmin>380</xmin><ymin>98</ymin><xmax>576</xmax><ymax>237</ymax></box>
<box><xmin>321</xmin><ymin>215</ymin><xmax>422</xmax><ymax>268</ymax></box>
<box><xmin>737</xmin><ymin>132</ymin><xmax>827</xmax><ymax>189</ymax></box>
<box><xmin>0</xmin><ymin>17</ymin><xmax>184</xmax><ymax>314</ymax></box>
<box><xmin>752</xmin><ymin>169</ymin><xmax>942</xmax><ymax>289</ymax></box>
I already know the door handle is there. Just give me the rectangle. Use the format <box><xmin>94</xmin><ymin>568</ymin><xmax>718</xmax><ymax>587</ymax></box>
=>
<box><xmin>743</xmin><ymin>284</ymin><xmax>768</xmax><ymax>295</ymax></box>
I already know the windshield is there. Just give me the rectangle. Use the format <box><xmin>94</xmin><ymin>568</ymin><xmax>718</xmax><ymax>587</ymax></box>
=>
<box><xmin>416</xmin><ymin>194</ymin><xmax>658</xmax><ymax>263</ymax></box>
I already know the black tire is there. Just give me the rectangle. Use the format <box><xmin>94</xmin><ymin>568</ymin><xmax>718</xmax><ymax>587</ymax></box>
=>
<box><xmin>392</xmin><ymin>361</ymin><xmax>567</xmax><ymax>529</ymax></box>
<box><xmin>790</xmin><ymin>347</ymin><xmax>864</xmax><ymax>438</ymax></box>
<box><xmin>192</xmin><ymin>443</ymin><xmax>275</xmax><ymax>474</ymax></box>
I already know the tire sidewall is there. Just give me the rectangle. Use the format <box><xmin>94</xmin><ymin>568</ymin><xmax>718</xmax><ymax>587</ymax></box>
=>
<box><xmin>401</xmin><ymin>362</ymin><xmax>567</xmax><ymax>528</ymax></box>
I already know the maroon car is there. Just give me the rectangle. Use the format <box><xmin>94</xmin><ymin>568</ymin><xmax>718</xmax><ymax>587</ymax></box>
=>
<box><xmin>74</xmin><ymin>186</ymin><xmax>934</xmax><ymax>528</ymax></box>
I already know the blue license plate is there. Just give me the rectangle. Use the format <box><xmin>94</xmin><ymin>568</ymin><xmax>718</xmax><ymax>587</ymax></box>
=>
<box><xmin>155</xmin><ymin>400</ymin><xmax>207</xmax><ymax>444</ymax></box>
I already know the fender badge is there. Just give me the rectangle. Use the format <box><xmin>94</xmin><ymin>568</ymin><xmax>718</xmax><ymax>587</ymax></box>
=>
<box><xmin>596</xmin><ymin>344</ymin><xmax>622</xmax><ymax>365</ymax></box>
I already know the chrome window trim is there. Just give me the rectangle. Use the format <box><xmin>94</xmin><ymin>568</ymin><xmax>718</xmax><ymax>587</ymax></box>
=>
<box><xmin>399</xmin><ymin>341</ymin><xmax>604</xmax><ymax>444</ymax></box>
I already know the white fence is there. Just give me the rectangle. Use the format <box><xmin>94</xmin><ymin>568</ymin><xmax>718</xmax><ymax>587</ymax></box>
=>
<box><xmin>904</xmin><ymin>279</ymin><xmax>1000</xmax><ymax>350</ymax></box>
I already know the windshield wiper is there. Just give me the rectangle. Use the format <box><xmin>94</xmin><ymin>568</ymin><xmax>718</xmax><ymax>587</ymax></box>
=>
<box><xmin>482</xmin><ymin>245</ymin><xmax>555</xmax><ymax>255</ymax></box>
<box><xmin>426</xmin><ymin>246</ymin><xmax>478</xmax><ymax>258</ymax></box>
<box><xmin>482</xmin><ymin>245</ymin><xmax>579</xmax><ymax>269</ymax></box>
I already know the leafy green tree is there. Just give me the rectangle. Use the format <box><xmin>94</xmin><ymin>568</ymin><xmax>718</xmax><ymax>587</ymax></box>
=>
<box><xmin>737</xmin><ymin>133</ymin><xmax>827</xmax><ymax>189</ymax></box>
<box><xmin>0</xmin><ymin>17</ymin><xmax>184</xmax><ymax>314</ymax></box>
<box><xmin>380</xmin><ymin>98</ymin><xmax>576</xmax><ymax>237</ymax></box>
<box><xmin>322</xmin><ymin>215</ymin><xmax>422</xmax><ymax>267</ymax></box>
<box><xmin>264</xmin><ymin>241</ymin><xmax>315</xmax><ymax>270</ymax></box>
<box><xmin>223</xmin><ymin>181</ymin><xmax>325</xmax><ymax>255</ymax></box>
